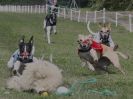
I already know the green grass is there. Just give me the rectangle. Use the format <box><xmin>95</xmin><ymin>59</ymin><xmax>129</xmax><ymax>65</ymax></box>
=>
<box><xmin>0</xmin><ymin>12</ymin><xmax>133</xmax><ymax>99</ymax></box>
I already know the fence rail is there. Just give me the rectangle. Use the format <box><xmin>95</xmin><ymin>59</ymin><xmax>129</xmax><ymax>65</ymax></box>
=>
<box><xmin>0</xmin><ymin>4</ymin><xmax>132</xmax><ymax>32</ymax></box>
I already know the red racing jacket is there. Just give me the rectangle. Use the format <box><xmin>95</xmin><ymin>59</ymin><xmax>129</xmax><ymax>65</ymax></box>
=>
<box><xmin>91</xmin><ymin>40</ymin><xmax>103</xmax><ymax>54</ymax></box>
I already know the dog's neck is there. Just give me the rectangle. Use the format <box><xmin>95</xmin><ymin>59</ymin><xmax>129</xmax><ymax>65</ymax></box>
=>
<box><xmin>78</xmin><ymin>46</ymin><xmax>92</xmax><ymax>53</ymax></box>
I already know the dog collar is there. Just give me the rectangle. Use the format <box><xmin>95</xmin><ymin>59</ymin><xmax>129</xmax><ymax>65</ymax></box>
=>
<box><xmin>78</xmin><ymin>47</ymin><xmax>91</xmax><ymax>53</ymax></box>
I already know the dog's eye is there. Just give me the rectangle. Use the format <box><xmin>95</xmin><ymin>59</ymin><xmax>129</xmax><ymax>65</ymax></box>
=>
<box><xmin>107</xmin><ymin>30</ymin><xmax>110</xmax><ymax>32</ymax></box>
<box><xmin>100</xmin><ymin>30</ymin><xmax>103</xmax><ymax>33</ymax></box>
<box><xmin>85</xmin><ymin>39</ymin><xmax>88</xmax><ymax>41</ymax></box>
<box><xmin>80</xmin><ymin>39</ymin><xmax>82</xmax><ymax>41</ymax></box>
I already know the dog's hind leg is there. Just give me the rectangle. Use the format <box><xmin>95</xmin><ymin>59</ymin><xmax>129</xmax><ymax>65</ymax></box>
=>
<box><xmin>103</xmin><ymin>52</ymin><xmax>125</xmax><ymax>75</ymax></box>
<box><xmin>46</xmin><ymin>26</ymin><xmax>51</xmax><ymax>44</ymax></box>
<box><xmin>97</xmin><ymin>57</ymin><xmax>112</xmax><ymax>73</ymax></box>
<box><xmin>53</xmin><ymin>25</ymin><xmax>57</xmax><ymax>34</ymax></box>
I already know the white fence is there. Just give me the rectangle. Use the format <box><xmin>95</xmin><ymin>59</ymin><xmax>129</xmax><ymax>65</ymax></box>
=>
<box><xmin>0</xmin><ymin>4</ymin><xmax>132</xmax><ymax>32</ymax></box>
<box><xmin>116</xmin><ymin>12</ymin><xmax>132</xmax><ymax>32</ymax></box>
<box><xmin>94</xmin><ymin>8</ymin><xmax>105</xmax><ymax>23</ymax></box>
<box><xmin>0</xmin><ymin>5</ymin><xmax>46</xmax><ymax>13</ymax></box>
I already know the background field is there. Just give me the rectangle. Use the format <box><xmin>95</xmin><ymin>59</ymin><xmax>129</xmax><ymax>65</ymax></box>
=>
<box><xmin>0</xmin><ymin>13</ymin><xmax>133</xmax><ymax>99</ymax></box>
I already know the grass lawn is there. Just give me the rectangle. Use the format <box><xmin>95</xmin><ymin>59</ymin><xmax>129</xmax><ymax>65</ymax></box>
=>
<box><xmin>0</xmin><ymin>12</ymin><xmax>133</xmax><ymax>99</ymax></box>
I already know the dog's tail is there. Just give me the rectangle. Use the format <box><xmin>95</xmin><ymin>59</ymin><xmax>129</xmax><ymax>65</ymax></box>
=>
<box><xmin>116</xmin><ymin>51</ymin><xmax>129</xmax><ymax>59</ymax></box>
<box><xmin>87</xmin><ymin>21</ymin><xmax>96</xmax><ymax>35</ymax></box>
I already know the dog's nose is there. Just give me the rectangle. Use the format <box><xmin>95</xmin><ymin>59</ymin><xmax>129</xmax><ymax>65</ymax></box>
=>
<box><xmin>83</xmin><ymin>45</ymin><xmax>86</xmax><ymax>48</ymax></box>
<box><xmin>104</xmin><ymin>35</ymin><xmax>108</xmax><ymax>38</ymax></box>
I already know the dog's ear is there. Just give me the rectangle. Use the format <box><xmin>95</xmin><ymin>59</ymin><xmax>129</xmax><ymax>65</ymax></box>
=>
<box><xmin>77</xmin><ymin>40</ymin><xmax>80</xmax><ymax>44</ymax></box>
<box><xmin>107</xmin><ymin>23</ymin><xmax>111</xmax><ymax>31</ymax></box>
<box><xmin>29</xmin><ymin>36</ymin><xmax>33</xmax><ymax>44</ymax></box>
<box><xmin>77</xmin><ymin>34</ymin><xmax>83</xmax><ymax>44</ymax></box>
<box><xmin>19</xmin><ymin>35</ymin><xmax>25</xmax><ymax>43</ymax></box>
<box><xmin>103</xmin><ymin>22</ymin><xmax>106</xmax><ymax>27</ymax></box>
<box><xmin>98</xmin><ymin>22</ymin><xmax>103</xmax><ymax>28</ymax></box>
<box><xmin>78</xmin><ymin>34</ymin><xmax>83</xmax><ymax>40</ymax></box>
<box><xmin>87</xmin><ymin>34</ymin><xmax>92</xmax><ymax>38</ymax></box>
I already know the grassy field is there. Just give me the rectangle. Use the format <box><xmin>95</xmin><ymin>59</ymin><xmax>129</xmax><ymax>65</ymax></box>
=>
<box><xmin>0</xmin><ymin>12</ymin><xmax>133</xmax><ymax>99</ymax></box>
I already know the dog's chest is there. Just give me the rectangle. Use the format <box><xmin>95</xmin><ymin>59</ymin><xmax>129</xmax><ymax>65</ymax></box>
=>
<box><xmin>78</xmin><ymin>51</ymin><xmax>94</xmax><ymax>63</ymax></box>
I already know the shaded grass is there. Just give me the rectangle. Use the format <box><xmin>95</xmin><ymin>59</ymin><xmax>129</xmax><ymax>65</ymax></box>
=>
<box><xmin>0</xmin><ymin>12</ymin><xmax>133</xmax><ymax>99</ymax></box>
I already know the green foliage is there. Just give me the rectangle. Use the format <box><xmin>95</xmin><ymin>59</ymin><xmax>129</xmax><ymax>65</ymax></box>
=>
<box><xmin>91</xmin><ymin>0</ymin><xmax>133</xmax><ymax>11</ymax></box>
<box><xmin>57</xmin><ymin>0</ymin><xmax>89</xmax><ymax>8</ymax></box>
<box><xmin>102</xmin><ymin>0</ymin><xmax>132</xmax><ymax>11</ymax></box>
<box><xmin>76</xmin><ymin>0</ymin><xmax>89</xmax><ymax>8</ymax></box>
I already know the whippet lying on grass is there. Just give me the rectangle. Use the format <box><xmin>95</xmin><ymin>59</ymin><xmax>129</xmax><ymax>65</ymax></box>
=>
<box><xmin>78</xmin><ymin>34</ymin><xmax>128</xmax><ymax>74</ymax></box>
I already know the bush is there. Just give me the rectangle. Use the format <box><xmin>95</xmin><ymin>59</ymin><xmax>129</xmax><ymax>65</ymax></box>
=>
<box><xmin>76</xmin><ymin>0</ymin><xmax>89</xmax><ymax>8</ymax></box>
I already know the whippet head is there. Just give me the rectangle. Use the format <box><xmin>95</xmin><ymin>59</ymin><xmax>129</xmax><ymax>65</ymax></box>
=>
<box><xmin>99</xmin><ymin>23</ymin><xmax>111</xmax><ymax>38</ymax></box>
<box><xmin>77</xmin><ymin>34</ymin><xmax>93</xmax><ymax>51</ymax></box>
<box><xmin>87</xmin><ymin>21</ymin><xmax>111</xmax><ymax>39</ymax></box>
<box><xmin>19</xmin><ymin>36</ymin><xmax>34</xmax><ymax>61</ymax></box>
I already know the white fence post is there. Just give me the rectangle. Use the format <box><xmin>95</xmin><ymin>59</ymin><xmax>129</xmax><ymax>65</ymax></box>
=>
<box><xmin>78</xmin><ymin>10</ymin><xmax>80</xmax><ymax>22</ymax></box>
<box><xmin>2</xmin><ymin>5</ymin><xmax>3</xmax><ymax>12</ymax></box>
<box><xmin>31</xmin><ymin>6</ymin><xmax>33</xmax><ymax>13</ymax></box>
<box><xmin>103</xmin><ymin>8</ymin><xmax>105</xmax><ymax>23</ymax></box>
<box><xmin>0</xmin><ymin>5</ymin><xmax>1</xmax><ymax>12</ymax></box>
<box><xmin>63</xmin><ymin>8</ymin><xmax>66</xmax><ymax>19</ymax></box>
<box><xmin>116</xmin><ymin>12</ymin><xmax>118</xmax><ymax>26</ymax></box>
<box><xmin>70</xmin><ymin>9</ymin><xmax>72</xmax><ymax>20</ymax></box>
<box><xmin>38</xmin><ymin>5</ymin><xmax>40</xmax><ymax>13</ymax></box>
<box><xmin>13</xmin><ymin>5</ymin><xmax>14</xmax><ymax>12</ymax></box>
<box><xmin>129</xmin><ymin>14</ymin><xmax>132</xmax><ymax>32</ymax></box>
<box><xmin>5</xmin><ymin>5</ymin><xmax>7</xmax><ymax>12</ymax></box>
<box><xmin>27</xmin><ymin>5</ymin><xmax>29</xmax><ymax>13</ymax></box>
<box><xmin>15</xmin><ymin>5</ymin><xmax>17</xmax><ymax>12</ymax></box>
<box><xmin>34</xmin><ymin>5</ymin><xmax>37</xmax><ymax>13</ymax></box>
<box><xmin>46</xmin><ymin>4</ymin><xmax>48</xmax><ymax>14</ymax></box>
<box><xmin>94</xmin><ymin>11</ymin><xmax>97</xmax><ymax>23</ymax></box>
<box><xmin>86</xmin><ymin>11</ymin><xmax>88</xmax><ymax>23</ymax></box>
<box><xmin>58</xmin><ymin>7</ymin><xmax>60</xmax><ymax>17</ymax></box>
